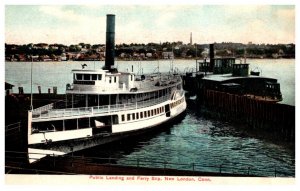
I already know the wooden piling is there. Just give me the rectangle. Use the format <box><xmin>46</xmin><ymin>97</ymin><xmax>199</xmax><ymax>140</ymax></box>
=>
<box><xmin>18</xmin><ymin>87</ymin><xmax>23</xmax><ymax>94</ymax></box>
<box><xmin>200</xmin><ymin>89</ymin><xmax>295</xmax><ymax>142</ymax></box>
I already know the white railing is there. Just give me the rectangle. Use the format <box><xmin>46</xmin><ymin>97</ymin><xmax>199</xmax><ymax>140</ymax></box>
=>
<box><xmin>32</xmin><ymin>103</ymin><xmax>54</xmax><ymax>115</ymax></box>
<box><xmin>32</xmin><ymin>95</ymin><xmax>170</xmax><ymax>121</ymax></box>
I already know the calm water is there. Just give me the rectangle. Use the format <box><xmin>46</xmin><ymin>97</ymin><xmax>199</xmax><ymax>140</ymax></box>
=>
<box><xmin>5</xmin><ymin>59</ymin><xmax>295</xmax><ymax>105</ymax></box>
<box><xmin>5</xmin><ymin>59</ymin><xmax>295</xmax><ymax>176</ymax></box>
<box><xmin>77</xmin><ymin>106</ymin><xmax>295</xmax><ymax>176</ymax></box>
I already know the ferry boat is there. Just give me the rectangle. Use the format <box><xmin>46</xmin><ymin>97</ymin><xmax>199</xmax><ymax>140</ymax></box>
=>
<box><xmin>27</xmin><ymin>14</ymin><xmax>186</xmax><ymax>162</ymax></box>
<box><xmin>183</xmin><ymin>44</ymin><xmax>282</xmax><ymax>102</ymax></box>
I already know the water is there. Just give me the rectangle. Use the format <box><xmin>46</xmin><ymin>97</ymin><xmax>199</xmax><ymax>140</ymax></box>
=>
<box><xmin>77</xmin><ymin>107</ymin><xmax>295</xmax><ymax>176</ymax></box>
<box><xmin>5</xmin><ymin>59</ymin><xmax>295</xmax><ymax>105</ymax></box>
<box><xmin>5</xmin><ymin>59</ymin><xmax>295</xmax><ymax>176</ymax></box>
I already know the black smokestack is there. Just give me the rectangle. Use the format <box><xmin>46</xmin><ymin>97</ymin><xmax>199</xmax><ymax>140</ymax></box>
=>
<box><xmin>104</xmin><ymin>14</ymin><xmax>115</xmax><ymax>71</ymax></box>
<box><xmin>209</xmin><ymin>44</ymin><xmax>214</xmax><ymax>71</ymax></box>
<box><xmin>209</xmin><ymin>44</ymin><xmax>214</xmax><ymax>61</ymax></box>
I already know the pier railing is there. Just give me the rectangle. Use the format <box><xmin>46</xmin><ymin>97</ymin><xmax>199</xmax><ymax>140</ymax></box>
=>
<box><xmin>5</xmin><ymin>151</ymin><xmax>293</xmax><ymax>177</ymax></box>
<box><xmin>31</xmin><ymin>95</ymin><xmax>171</xmax><ymax>121</ymax></box>
<box><xmin>5</xmin><ymin>122</ymin><xmax>21</xmax><ymax>136</ymax></box>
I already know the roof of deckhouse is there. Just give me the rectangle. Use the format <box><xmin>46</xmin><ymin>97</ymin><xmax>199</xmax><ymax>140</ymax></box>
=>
<box><xmin>203</xmin><ymin>73</ymin><xmax>278</xmax><ymax>82</ymax></box>
<box><xmin>71</xmin><ymin>69</ymin><xmax>134</xmax><ymax>75</ymax></box>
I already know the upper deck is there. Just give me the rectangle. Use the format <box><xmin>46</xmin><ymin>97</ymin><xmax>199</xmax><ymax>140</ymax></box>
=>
<box><xmin>30</xmin><ymin>93</ymin><xmax>182</xmax><ymax>122</ymax></box>
<box><xmin>66</xmin><ymin>69</ymin><xmax>182</xmax><ymax>95</ymax></box>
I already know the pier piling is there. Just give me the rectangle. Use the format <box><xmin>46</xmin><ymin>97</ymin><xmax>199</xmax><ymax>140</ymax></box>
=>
<box><xmin>200</xmin><ymin>89</ymin><xmax>295</xmax><ymax>142</ymax></box>
<box><xmin>18</xmin><ymin>87</ymin><xmax>23</xmax><ymax>94</ymax></box>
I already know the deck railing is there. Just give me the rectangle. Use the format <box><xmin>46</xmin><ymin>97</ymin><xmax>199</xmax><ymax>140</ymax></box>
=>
<box><xmin>31</xmin><ymin>95</ymin><xmax>171</xmax><ymax>121</ymax></box>
<box><xmin>32</xmin><ymin>103</ymin><xmax>54</xmax><ymax>115</ymax></box>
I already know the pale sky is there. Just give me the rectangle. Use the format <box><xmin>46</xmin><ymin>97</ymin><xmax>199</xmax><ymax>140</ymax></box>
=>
<box><xmin>5</xmin><ymin>4</ymin><xmax>295</xmax><ymax>45</ymax></box>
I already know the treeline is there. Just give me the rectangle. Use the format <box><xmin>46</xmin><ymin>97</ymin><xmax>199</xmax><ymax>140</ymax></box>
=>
<box><xmin>5</xmin><ymin>42</ymin><xmax>295</xmax><ymax>61</ymax></box>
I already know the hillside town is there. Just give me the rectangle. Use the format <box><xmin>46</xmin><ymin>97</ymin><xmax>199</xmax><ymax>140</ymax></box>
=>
<box><xmin>5</xmin><ymin>41</ymin><xmax>295</xmax><ymax>62</ymax></box>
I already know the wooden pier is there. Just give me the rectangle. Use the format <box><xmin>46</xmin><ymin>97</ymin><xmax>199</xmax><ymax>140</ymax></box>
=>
<box><xmin>191</xmin><ymin>88</ymin><xmax>295</xmax><ymax>143</ymax></box>
<box><xmin>6</xmin><ymin>152</ymin><xmax>282</xmax><ymax>177</ymax></box>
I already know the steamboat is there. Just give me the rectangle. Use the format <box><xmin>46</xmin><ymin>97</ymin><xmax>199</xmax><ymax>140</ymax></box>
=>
<box><xmin>183</xmin><ymin>44</ymin><xmax>282</xmax><ymax>102</ymax></box>
<box><xmin>27</xmin><ymin>14</ymin><xmax>186</xmax><ymax>162</ymax></box>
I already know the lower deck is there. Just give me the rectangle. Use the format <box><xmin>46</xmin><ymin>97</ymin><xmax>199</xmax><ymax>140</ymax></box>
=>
<box><xmin>28</xmin><ymin>94</ymin><xmax>186</xmax><ymax>145</ymax></box>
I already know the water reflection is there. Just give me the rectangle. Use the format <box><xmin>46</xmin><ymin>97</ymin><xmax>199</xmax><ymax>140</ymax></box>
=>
<box><xmin>74</xmin><ymin>101</ymin><xmax>294</xmax><ymax>177</ymax></box>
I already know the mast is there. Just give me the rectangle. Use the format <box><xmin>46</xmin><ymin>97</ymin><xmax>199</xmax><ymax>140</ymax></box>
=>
<box><xmin>195</xmin><ymin>44</ymin><xmax>197</xmax><ymax>73</ymax></box>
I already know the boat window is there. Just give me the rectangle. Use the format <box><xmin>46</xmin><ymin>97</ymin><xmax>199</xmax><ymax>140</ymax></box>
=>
<box><xmin>78</xmin><ymin>118</ymin><xmax>90</xmax><ymax>128</ymax></box>
<box><xmin>140</xmin><ymin>112</ymin><xmax>143</xmax><ymax>118</ymax></box>
<box><xmin>92</xmin><ymin>74</ymin><xmax>97</xmax><ymax>81</ymax></box>
<box><xmin>151</xmin><ymin>110</ymin><xmax>154</xmax><ymax>116</ymax></box>
<box><xmin>136</xmin><ymin>112</ymin><xmax>139</xmax><ymax>119</ymax></box>
<box><xmin>98</xmin><ymin>74</ymin><xmax>102</xmax><ymax>81</ymax></box>
<box><xmin>148</xmin><ymin>110</ymin><xmax>150</xmax><ymax>117</ymax></box>
<box><xmin>109</xmin><ymin>77</ymin><xmax>112</xmax><ymax>83</ymax></box>
<box><xmin>112</xmin><ymin>115</ymin><xmax>119</xmax><ymax>125</ymax></box>
<box><xmin>132</xmin><ymin>113</ymin><xmax>135</xmax><ymax>120</ymax></box>
<box><xmin>127</xmin><ymin>114</ymin><xmax>131</xmax><ymax>121</ymax></box>
<box><xmin>84</xmin><ymin>74</ymin><xmax>90</xmax><ymax>81</ymax></box>
<box><xmin>121</xmin><ymin>114</ymin><xmax>125</xmax><ymax>121</ymax></box>
<box><xmin>144</xmin><ymin>111</ymin><xmax>147</xmax><ymax>117</ymax></box>
<box><xmin>76</xmin><ymin>74</ymin><xmax>83</xmax><ymax>80</ymax></box>
<box><xmin>114</xmin><ymin>76</ymin><xmax>117</xmax><ymax>83</ymax></box>
<box><xmin>131</xmin><ymin>75</ymin><xmax>133</xmax><ymax>81</ymax></box>
<box><xmin>64</xmin><ymin>119</ymin><xmax>78</xmax><ymax>130</ymax></box>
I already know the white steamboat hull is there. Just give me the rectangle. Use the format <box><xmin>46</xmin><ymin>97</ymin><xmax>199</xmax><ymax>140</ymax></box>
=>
<box><xmin>28</xmin><ymin>97</ymin><xmax>186</xmax><ymax>163</ymax></box>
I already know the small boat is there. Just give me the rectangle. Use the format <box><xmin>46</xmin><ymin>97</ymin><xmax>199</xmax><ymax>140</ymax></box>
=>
<box><xmin>27</xmin><ymin>14</ymin><xmax>187</xmax><ymax>162</ymax></box>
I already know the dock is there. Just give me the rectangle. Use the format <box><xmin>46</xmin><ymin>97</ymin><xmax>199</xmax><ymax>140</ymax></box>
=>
<box><xmin>7</xmin><ymin>151</ymin><xmax>281</xmax><ymax>177</ymax></box>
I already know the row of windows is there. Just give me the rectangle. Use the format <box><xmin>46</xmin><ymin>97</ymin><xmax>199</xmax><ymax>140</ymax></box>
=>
<box><xmin>108</xmin><ymin>76</ymin><xmax>117</xmax><ymax>83</ymax></box>
<box><xmin>75</xmin><ymin>74</ymin><xmax>102</xmax><ymax>81</ymax></box>
<box><xmin>170</xmin><ymin>97</ymin><xmax>184</xmax><ymax>109</ymax></box>
<box><xmin>75</xmin><ymin>73</ymin><xmax>119</xmax><ymax>84</ymax></box>
<box><xmin>121</xmin><ymin>106</ymin><xmax>165</xmax><ymax>122</ymax></box>
<box><xmin>233</xmin><ymin>64</ymin><xmax>249</xmax><ymax>69</ymax></box>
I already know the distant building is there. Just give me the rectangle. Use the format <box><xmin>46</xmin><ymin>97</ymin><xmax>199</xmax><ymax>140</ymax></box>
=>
<box><xmin>34</xmin><ymin>43</ymin><xmax>49</xmax><ymax>49</ymax></box>
<box><xmin>120</xmin><ymin>53</ymin><xmax>126</xmax><ymax>58</ymax></box>
<box><xmin>146</xmin><ymin>53</ymin><xmax>152</xmax><ymax>58</ymax></box>
<box><xmin>5</xmin><ymin>82</ymin><xmax>14</xmax><ymax>95</ymax></box>
<box><xmin>162</xmin><ymin>52</ymin><xmax>174</xmax><ymax>59</ymax></box>
<box><xmin>201</xmin><ymin>48</ymin><xmax>209</xmax><ymax>57</ymax></box>
<box><xmin>61</xmin><ymin>53</ymin><xmax>67</xmax><ymax>61</ymax></box>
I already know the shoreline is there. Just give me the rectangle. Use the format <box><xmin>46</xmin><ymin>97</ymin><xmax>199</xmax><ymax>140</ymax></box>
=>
<box><xmin>5</xmin><ymin>57</ymin><xmax>295</xmax><ymax>63</ymax></box>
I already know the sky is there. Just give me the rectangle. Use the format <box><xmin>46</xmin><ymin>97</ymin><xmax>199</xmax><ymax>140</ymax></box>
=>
<box><xmin>4</xmin><ymin>3</ymin><xmax>296</xmax><ymax>45</ymax></box>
